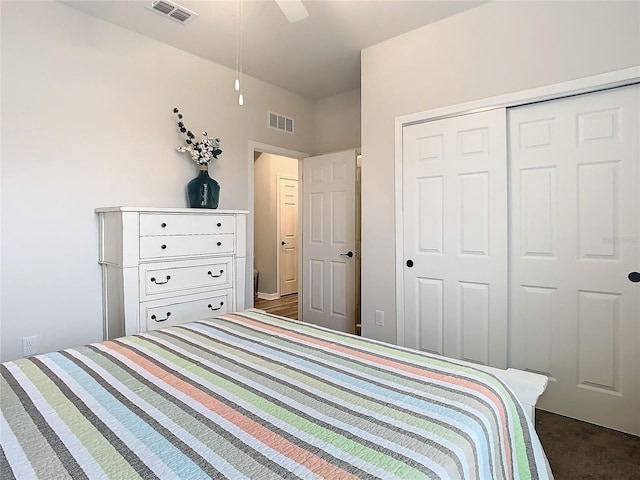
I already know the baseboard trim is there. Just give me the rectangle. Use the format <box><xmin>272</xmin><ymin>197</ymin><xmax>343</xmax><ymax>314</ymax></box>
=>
<box><xmin>257</xmin><ymin>292</ymin><xmax>279</xmax><ymax>301</ymax></box>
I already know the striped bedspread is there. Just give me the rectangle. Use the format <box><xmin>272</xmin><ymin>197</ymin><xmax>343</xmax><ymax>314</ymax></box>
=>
<box><xmin>1</xmin><ymin>310</ymin><xmax>552</xmax><ymax>479</ymax></box>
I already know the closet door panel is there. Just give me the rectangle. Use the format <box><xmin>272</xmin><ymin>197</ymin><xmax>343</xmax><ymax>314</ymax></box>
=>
<box><xmin>509</xmin><ymin>85</ymin><xmax>639</xmax><ymax>435</ymax></box>
<box><xmin>402</xmin><ymin>109</ymin><xmax>508</xmax><ymax>367</ymax></box>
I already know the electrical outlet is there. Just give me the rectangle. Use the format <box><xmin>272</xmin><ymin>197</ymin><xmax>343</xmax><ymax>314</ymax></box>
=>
<box><xmin>22</xmin><ymin>336</ymin><xmax>38</xmax><ymax>357</ymax></box>
<box><xmin>375</xmin><ymin>310</ymin><xmax>384</xmax><ymax>326</ymax></box>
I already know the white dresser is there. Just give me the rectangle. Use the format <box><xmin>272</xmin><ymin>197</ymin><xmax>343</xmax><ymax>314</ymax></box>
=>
<box><xmin>96</xmin><ymin>207</ymin><xmax>248</xmax><ymax>339</ymax></box>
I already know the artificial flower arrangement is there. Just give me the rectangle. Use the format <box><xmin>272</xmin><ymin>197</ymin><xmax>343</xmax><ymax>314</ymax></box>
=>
<box><xmin>173</xmin><ymin>107</ymin><xmax>222</xmax><ymax>166</ymax></box>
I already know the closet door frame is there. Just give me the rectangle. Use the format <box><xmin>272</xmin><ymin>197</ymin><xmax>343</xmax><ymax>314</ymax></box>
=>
<box><xmin>394</xmin><ymin>66</ymin><xmax>640</xmax><ymax>346</ymax></box>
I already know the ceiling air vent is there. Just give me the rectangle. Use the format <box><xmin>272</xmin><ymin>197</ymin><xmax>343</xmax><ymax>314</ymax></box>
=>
<box><xmin>268</xmin><ymin>111</ymin><xmax>295</xmax><ymax>134</ymax></box>
<box><xmin>146</xmin><ymin>1</ymin><xmax>198</xmax><ymax>25</ymax></box>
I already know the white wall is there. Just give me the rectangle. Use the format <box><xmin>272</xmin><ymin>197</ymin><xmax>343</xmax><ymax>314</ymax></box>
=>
<box><xmin>313</xmin><ymin>88</ymin><xmax>361</xmax><ymax>155</ymax></box>
<box><xmin>0</xmin><ymin>1</ymin><xmax>318</xmax><ymax>361</ymax></box>
<box><xmin>360</xmin><ymin>0</ymin><xmax>640</xmax><ymax>344</ymax></box>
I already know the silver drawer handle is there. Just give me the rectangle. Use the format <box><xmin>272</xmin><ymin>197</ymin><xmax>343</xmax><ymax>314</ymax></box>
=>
<box><xmin>208</xmin><ymin>302</ymin><xmax>224</xmax><ymax>311</ymax></box>
<box><xmin>208</xmin><ymin>269</ymin><xmax>224</xmax><ymax>278</ymax></box>
<box><xmin>151</xmin><ymin>312</ymin><xmax>171</xmax><ymax>322</ymax></box>
<box><xmin>150</xmin><ymin>275</ymin><xmax>171</xmax><ymax>285</ymax></box>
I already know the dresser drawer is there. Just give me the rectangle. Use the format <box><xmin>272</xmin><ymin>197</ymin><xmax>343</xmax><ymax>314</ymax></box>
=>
<box><xmin>139</xmin><ymin>214</ymin><xmax>235</xmax><ymax>236</ymax></box>
<box><xmin>139</xmin><ymin>234</ymin><xmax>235</xmax><ymax>260</ymax></box>
<box><xmin>141</xmin><ymin>290</ymin><xmax>231</xmax><ymax>331</ymax></box>
<box><xmin>139</xmin><ymin>258</ymin><xmax>232</xmax><ymax>301</ymax></box>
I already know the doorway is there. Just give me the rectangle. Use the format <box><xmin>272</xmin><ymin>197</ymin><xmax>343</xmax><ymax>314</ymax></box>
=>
<box><xmin>253</xmin><ymin>151</ymin><xmax>300</xmax><ymax>307</ymax></box>
<box><xmin>249</xmin><ymin>142</ymin><xmax>362</xmax><ymax>331</ymax></box>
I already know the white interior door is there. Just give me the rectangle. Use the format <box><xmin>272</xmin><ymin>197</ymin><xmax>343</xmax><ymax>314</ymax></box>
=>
<box><xmin>302</xmin><ymin>150</ymin><xmax>357</xmax><ymax>333</ymax></box>
<box><xmin>509</xmin><ymin>85</ymin><xmax>639</xmax><ymax>435</ymax></box>
<box><xmin>401</xmin><ymin>109</ymin><xmax>508</xmax><ymax>367</ymax></box>
<box><xmin>278</xmin><ymin>176</ymin><xmax>298</xmax><ymax>296</ymax></box>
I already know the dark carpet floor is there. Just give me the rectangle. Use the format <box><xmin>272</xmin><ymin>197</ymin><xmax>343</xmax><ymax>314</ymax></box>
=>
<box><xmin>536</xmin><ymin>410</ymin><xmax>640</xmax><ymax>479</ymax></box>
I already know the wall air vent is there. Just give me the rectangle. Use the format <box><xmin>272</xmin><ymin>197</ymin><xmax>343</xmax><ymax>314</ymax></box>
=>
<box><xmin>268</xmin><ymin>111</ymin><xmax>295</xmax><ymax>134</ymax></box>
<box><xmin>146</xmin><ymin>1</ymin><xmax>198</xmax><ymax>25</ymax></box>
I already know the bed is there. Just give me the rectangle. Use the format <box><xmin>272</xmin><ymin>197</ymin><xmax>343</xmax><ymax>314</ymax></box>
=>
<box><xmin>1</xmin><ymin>309</ymin><xmax>552</xmax><ymax>479</ymax></box>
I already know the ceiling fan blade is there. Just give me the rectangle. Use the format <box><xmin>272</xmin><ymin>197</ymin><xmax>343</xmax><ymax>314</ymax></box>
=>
<box><xmin>275</xmin><ymin>0</ymin><xmax>309</xmax><ymax>23</ymax></box>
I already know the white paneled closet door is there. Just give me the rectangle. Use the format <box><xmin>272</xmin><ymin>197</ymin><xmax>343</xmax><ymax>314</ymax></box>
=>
<box><xmin>401</xmin><ymin>109</ymin><xmax>508</xmax><ymax>368</ymax></box>
<box><xmin>509</xmin><ymin>85</ymin><xmax>639</xmax><ymax>435</ymax></box>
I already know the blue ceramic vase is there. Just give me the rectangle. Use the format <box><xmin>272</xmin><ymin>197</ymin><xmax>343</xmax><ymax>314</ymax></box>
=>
<box><xmin>187</xmin><ymin>166</ymin><xmax>220</xmax><ymax>209</ymax></box>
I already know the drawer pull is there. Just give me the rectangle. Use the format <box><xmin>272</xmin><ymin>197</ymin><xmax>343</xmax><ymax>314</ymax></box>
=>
<box><xmin>217</xmin><ymin>222</ymin><xmax>222</xmax><ymax>227</ymax></box>
<box><xmin>151</xmin><ymin>312</ymin><xmax>171</xmax><ymax>322</ymax></box>
<box><xmin>161</xmin><ymin>244</ymin><xmax>167</xmax><ymax>250</ymax></box>
<box><xmin>160</xmin><ymin>222</ymin><xmax>167</xmax><ymax>228</ymax></box>
<box><xmin>207</xmin><ymin>269</ymin><xmax>224</xmax><ymax>278</ymax></box>
<box><xmin>216</xmin><ymin>241</ymin><xmax>222</xmax><ymax>246</ymax></box>
<box><xmin>150</xmin><ymin>275</ymin><xmax>171</xmax><ymax>285</ymax></box>
<box><xmin>208</xmin><ymin>301</ymin><xmax>224</xmax><ymax>311</ymax></box>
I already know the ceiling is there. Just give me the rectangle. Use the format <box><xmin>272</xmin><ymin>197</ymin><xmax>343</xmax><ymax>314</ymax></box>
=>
<box><xmin>59</xmin><ymin>0</ymin><xmax>485</xmax><ymax>100</ymax></box>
